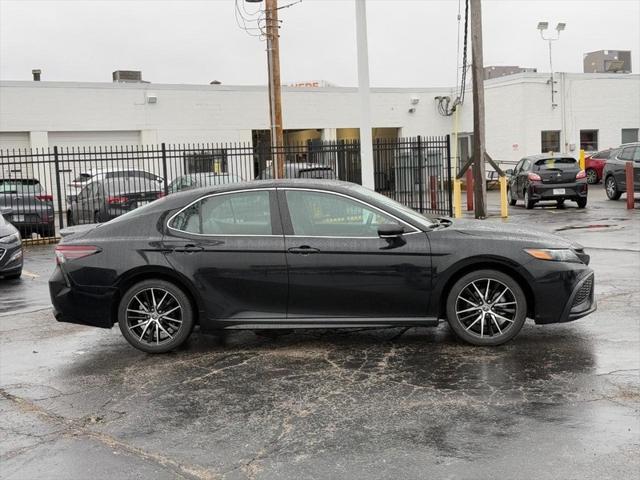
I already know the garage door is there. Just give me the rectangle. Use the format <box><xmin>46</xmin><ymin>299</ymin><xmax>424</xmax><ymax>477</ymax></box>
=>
<box><xmin>0</xmin><ymin>132</ymin><xmax>30</xmax><ymax>151</ymax></box>
<box><xmin>48</xmin><ymin>130</ymin><xmax>141</xmax><ymax>148</ymax></box>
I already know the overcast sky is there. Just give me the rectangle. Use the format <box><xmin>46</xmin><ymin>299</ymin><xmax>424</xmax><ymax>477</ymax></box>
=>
<box><xmin>1</xmin><ymin>0</ymin><xmax>638</xmax><ymax>88</ymax></box>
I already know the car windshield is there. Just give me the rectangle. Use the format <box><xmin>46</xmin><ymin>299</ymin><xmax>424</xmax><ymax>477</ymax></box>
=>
<box><xmin>0</xmin><ymin>179</ymin><xmax>43</xmax><ymax>194</ymax></box>
<box><xmin>533</xmin><ymin>158</ymin><xmax>577</xmax><ymax>171</ymax></box>
<box><xmin>348</xmin><ymin>184</ymin><xmax>438</xmax><ymax>229</ymax></box>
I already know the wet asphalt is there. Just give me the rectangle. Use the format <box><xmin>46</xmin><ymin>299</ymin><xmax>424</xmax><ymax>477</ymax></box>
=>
<box><xmin>1</xmin><ymin>188</ymin><xmax>638</xmax><ymax>479</ymax></box>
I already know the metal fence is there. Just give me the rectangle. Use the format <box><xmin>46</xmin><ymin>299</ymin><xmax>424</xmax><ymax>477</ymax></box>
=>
<box><xmin>0</xmin><ymin>136</ymin><xmax>451</xmax><ymax>239</ymax></box>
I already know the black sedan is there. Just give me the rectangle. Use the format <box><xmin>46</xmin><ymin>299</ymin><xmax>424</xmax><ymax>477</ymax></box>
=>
<box><xmin>0</xmin><ymin>207</ymin><xmax>23</xmax><ymax>279</ymax></box>
<box><xmin>50</xmin><ymin>180</ymin><xmax>596</xmax><ymax>353</ymax></box>
<box><xmin>507</xmin><ymin>155</ymin><xmax>588</xmax><ymax>209</ymax></box>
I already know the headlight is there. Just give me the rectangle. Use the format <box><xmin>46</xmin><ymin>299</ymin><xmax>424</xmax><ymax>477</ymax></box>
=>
<box><xmin>524</xmin><ymin>248</ymin><xmax>581</xmax><ymax>263</ymax></box>
<box><xmin>0</xmin><ymin>232</ymin><xmax>20</xmax><ymax>244</ymax></box>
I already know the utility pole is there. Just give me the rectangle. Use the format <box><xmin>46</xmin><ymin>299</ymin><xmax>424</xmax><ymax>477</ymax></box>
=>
<box><xmin>265</xmin><ymin>0</ymin><xmax>285</xmax><ymax>179</ymax></box>
<box><xmin>469</xmin><ymin>0</ymin><xmax>487</xmax><ymax>219</ymax></box>
<box><xmin>355</xmin><ymin>0</ymin><xmax>375</xmax><ymax>189</ymax></box>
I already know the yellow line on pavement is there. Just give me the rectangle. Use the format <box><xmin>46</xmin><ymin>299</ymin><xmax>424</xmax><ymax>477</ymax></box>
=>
<box><xmin>21</xmin><ymin>270</ymin><xmax>39</xmax><ymax>279</ymax></box>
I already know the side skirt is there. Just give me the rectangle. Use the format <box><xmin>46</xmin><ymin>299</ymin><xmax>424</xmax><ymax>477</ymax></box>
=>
<box><xmin>207</xmin><ymin>317</ymin><xmax>441</xmax><ymax>331</ymax></box>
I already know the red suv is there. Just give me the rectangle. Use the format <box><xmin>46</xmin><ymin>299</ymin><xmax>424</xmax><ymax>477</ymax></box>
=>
<box><xmin>585</xmin><ymin>149</ymin><xmax>617</xmax><ymax>184</ymax></box>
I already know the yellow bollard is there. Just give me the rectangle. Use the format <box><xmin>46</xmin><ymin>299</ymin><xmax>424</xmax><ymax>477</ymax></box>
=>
<box><xmin>579</xmin><ymin>149</ymin><xmax>585</xmax><ymax>171</ymax></box>
<box><xmin>499</xmin><ymin>175</ymin><xmax>508</xmax><ymax>219</ymax></box>
<box><xmin>453</xmin><ymin>179</ymin><xmax>462</xmax><ymax>218</ymax></box>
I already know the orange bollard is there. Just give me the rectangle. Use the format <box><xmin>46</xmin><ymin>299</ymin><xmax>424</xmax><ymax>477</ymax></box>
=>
<box><xmin>626</xmin><ymin>161</ymin><xmax>634</xmax><ymax>209</ymax></box>
<box><xmin>466</xmin><ymin>169</ymin><xmax>474</xmax><ymax>211</ymax></box>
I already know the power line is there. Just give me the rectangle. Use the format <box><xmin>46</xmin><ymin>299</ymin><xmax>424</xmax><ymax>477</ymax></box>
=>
<box><xmin>438</xmin><ymin>0</ymin><xmax>470</xmax><ymax>116</ymax></box>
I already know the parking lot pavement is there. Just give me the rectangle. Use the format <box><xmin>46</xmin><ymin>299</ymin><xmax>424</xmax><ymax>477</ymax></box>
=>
<box><xmin>1</xmin><ymin>188</ymin><xmax>638</xmax><ymax>479</ymax></box>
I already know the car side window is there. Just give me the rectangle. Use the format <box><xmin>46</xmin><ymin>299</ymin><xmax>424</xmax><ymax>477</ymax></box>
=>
<box><xmin>285</xmin><ymin>190</ymin><xmax>401</xmax><ymax>237</ymax></box>
<box><xmin>170</xmin><ymin>191</ymin><xmax>272</xmax><ymax>235</ymax></box>
<box><xmin>619</xmin><ymin>147</ymin><xmax>635</xmax><ymax>161</ymax></box>
<box><xmin>515</xmin><ymin>160</ymin><xmax>525</xmax><ymax>173</ymax></box>
<box><xmin>632</xmin><ymin>147</ymin><xmax>640</xmax><ymax>162</ymax></box>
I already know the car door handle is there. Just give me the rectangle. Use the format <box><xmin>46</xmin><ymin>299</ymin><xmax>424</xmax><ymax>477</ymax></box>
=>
<box><xmin>173</xmin><ymin>244</ymin><xmax>204</xmax><ymax>253</ymax></box>
<box><xmin>288</xmin><ymin>246</ymin><xmax>320</xmax><ymax>255</ymax></box>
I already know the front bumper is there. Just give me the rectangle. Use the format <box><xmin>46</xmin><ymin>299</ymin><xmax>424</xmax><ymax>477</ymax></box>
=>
<box><xmin>0</xmin><ymin>244</ymin><xmax>23</xmax><ymax>274</ymax></box>
<box><xmin>533</xmin><ymin>267</ymin><xmax>596</xmax><ymax>324</ymax></box>
<box><xmin>529</xmin><ymin>182</ymin><xmax>587</xmax><ymax>200</ymax></box>
<box><xmin>49</xmin><ymin>265</ymin><xmax>117</xmax><ymax>328</ymax></box>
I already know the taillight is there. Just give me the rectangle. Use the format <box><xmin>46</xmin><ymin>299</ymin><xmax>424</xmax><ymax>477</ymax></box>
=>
<box><xmin>528</xmin><ymin>172</ymin><xmax>542</xmax><ymax>182</ymax></box>
<box><xmin>576</xmin><ymin>170</ymin><xmax>586</xmax><ymax>179</ymax></box>
<box><xmin>36</xmin><ymin>194</ymin><xmax>53</xmax><ymax>202</ymax></box>
<box><xmin>55</xmin><ymin>245</ymin><xmax>101</xmax><ymax>265</ymax></box>
<box><xmin>107</xmin><ymin>196</ymin><xmax>128</xmax><ymax>205</ymax></box>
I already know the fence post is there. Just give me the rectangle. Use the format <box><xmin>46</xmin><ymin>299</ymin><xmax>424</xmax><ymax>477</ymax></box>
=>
<box><xmin>53</xmin><ymin>146</ymin><xmax>64</xmax><ymax>232</ymax></box>
<box><xmin>417</xmin><ymin>136</ymin><xmax>424</xmax><ymax>212</ymax></box>
<box><xmin>161</xmin><ymin>143</ymin><xmax>169</xmax><ymax>196</ymax></box>
<box><xmin>445</xmin><ymin>134</ymin><xmax>453</xmax><ymax>217</ymax></box>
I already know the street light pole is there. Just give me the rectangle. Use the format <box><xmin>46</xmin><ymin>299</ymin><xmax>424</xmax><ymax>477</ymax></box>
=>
<box><xmin>265</xmin><ymin>0</ymin><xmax>285</xmax><ymax>179</ymax></box>
<box><xmin>537</xmin><ymin>21</ymin><xmax>566</xmax><ymax>109</ymax></box>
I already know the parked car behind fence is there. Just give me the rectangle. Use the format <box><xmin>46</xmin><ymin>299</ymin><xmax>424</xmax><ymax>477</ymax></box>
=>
<box><xmin>0</xmin><ymin>178</ymin><xmax>55</xmax><ymax>237</ymax></box>
<box><xmin>603</xmin><ymin>142</ymin><xmax>640</xmax><ymax>201</ymax></box>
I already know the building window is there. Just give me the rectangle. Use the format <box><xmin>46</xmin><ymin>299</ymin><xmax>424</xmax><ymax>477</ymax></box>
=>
<box><xmin>622</xmin><ymin>128</ymin><xmax>639</xmax><ymax>144</ymax></box>
<box><xmin>541</xmin><ymin>131</ymin><xmax>560</xmax><ymax>153</ymax></box>
<box><xmin>580</xmin><ymin>130</ymin><xmax>598</xmax><ymax>152</ymax></box>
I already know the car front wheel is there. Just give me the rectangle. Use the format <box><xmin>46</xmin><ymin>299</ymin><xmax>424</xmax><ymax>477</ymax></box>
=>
<box><xmin>445</xmin><ymin>269</ymin><xmax>527</xmax><ymax>346</ymax></box>
<box><xmin>586</xmin><ymin>168</ymin><xmax>598</xmax><ymax>184</ymax></box>
<box><xmin>508</xmin><ymin>187</ymin><xmax>517</xmax><ymax>206</ymax></box>
<box><xmin>118</xmin><ymin>279</ymin><xmax>194</xmax><ymax>353</ymax></box>
<box><xmin>605</xmin><ymin>176</ymin><xmax>621</xmax><ymax>200</ymax></box>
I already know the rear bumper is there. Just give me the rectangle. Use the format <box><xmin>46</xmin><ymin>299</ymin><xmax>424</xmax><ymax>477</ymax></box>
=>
<box><xmin>49</xmin><ymin>265</ymin><xmax>117</xmax><ymax>328</ymax></box>
<box><xmin>529</xmin><ymin>182</ymin><xmax>587</xmax><ymax>200</ymax></box>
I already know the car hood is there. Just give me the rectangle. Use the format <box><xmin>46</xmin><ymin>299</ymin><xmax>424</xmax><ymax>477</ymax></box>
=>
<box><xmin>0</xmin><ymin>216</ymin><xmax>19</xmax><ymax>238</ymax></box>
<box><xmin>445</xmin><ymin>219</ymin><xmax>579</xmax><ymax>249</ymax></box>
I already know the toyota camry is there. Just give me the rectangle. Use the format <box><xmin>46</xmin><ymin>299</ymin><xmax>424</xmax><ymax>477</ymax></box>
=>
<box><xmin>49</xmin><ymin>180</ymin><xmax>596</xmax><ymax>353</ymax></box>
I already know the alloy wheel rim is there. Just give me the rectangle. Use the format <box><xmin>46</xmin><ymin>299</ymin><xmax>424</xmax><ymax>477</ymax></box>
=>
<box><xmin>606</xmin><ymin>178</ymin><xmax>615</xmax><ymax>196</ymax></box>
<box><xmin>125</xmin><ymin>288</ymin><xmax>183</xmax><ymax>346</ymax></box>
<box><xmin>587</xmin><ymin>170</ymin><xmax>597</xmax><ymax>183</ymax></box>
<box><xmin>455</xmin><ymin>278</ymin><xmax>518</xmax><ymax>339</ymax></box>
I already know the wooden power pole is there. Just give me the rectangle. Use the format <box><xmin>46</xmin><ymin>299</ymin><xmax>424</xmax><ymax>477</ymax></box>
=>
<box><xmin>265</xmin><ymin>0</ymin><xmax>285</xmax><ymax>179</ymax></box>
<box><xmin>469</xmin><ymin>0</ymin><xmax>487</xmax><ymax>218</ymax></box>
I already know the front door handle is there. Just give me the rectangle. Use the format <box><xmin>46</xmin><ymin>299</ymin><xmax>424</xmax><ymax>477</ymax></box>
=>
<box><xmin>174</xmin><ymin>244</ymin><xmax>204</xmax><ymax>253</ymax></box>
<box><xmin>288</xmin><ymin>245</ymin><xmax>320</xmax><ymax>255</ymax></box>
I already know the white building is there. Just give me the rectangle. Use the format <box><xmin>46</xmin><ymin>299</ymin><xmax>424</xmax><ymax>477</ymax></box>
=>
<box><xmin>1</xmin><ymin>72</ymin><xmax>639</xmax><ymax>169</ymax></box>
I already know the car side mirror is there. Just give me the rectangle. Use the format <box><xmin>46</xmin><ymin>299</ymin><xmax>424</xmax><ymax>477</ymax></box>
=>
<box><xmin>378</xmin><ymin>224</ymin><xmax>404</xmax><ymax>239</ymax></box>
<box><xmin>505</xmin><ymin>169</ymin><xmax>514</xmax><ymax>176</ymax></box>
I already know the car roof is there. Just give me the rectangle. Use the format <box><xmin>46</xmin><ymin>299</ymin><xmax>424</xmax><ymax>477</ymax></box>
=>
<box><xmin>522</xmin><ymin>154</ymin><xmax>577</xmax><ymax>161</ymax></box>
<box><xmin>619</xmin><ymin>142</ymin><xmax>640</xmax><ymax>147</ymax></box>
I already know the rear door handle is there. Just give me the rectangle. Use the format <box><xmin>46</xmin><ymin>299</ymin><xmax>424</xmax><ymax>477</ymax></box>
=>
<box><xmin>288</xmin><ymin>246</ymin><xmax>320</xmax><ymax>255</ymax></box>
<box><xmin>174</xmin><ymin>244</ymin><xmax>204</xmax><ymax>253</ymax></box>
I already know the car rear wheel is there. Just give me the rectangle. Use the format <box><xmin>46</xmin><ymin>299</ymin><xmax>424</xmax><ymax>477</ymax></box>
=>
<box><xmin>445</xmin><ymin>269</ymin><xmax>527</xmax><ymax>346</ymax></box>
<box><xmin>66</xmin><ymin>210</ymin><xmax>75</xmax><ymax>227</ymax></box>
<box><xmin>605</xmin><ymin>176</ymin><xmax>621</xmax><ymax>200</ymax></box>
<box><xmin>576</xmin><ymin>197</ymin><xmax>587</xmax><ymax>208</ymax></box>
<box><xmin>118</xmin><ymin>280</ymin><xmax>194</xmax><ymax>353</ymax></box>
<box><xmin>586</xmin><ymin>168</ymin><xmax>598</xmax><ymax>185</ymax></box>
<box><xmin>508</xmin><ymin>187</ymin><xmax>517</xmax><ymax>206</ymax></box>
<box><xmin>524</xmin><ymin>190</ymin><xmax>535</xmax><ymax>209</ymax></box>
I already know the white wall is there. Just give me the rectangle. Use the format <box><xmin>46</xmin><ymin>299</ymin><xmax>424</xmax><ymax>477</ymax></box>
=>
<box><xmin>0</xmin><ymin>74</ymin><xmax>638</xmax><ymax>165</ymax></box>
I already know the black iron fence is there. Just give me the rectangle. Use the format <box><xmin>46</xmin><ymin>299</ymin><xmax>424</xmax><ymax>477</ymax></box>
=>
<box><xmin>0</xmin><ymin>136</ymin><xmax>451</xmax><ymax>239</ymax></box>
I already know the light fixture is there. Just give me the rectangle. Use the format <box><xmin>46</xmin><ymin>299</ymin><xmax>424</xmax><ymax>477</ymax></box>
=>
<box><xmin>146</xmin><ymin>94</ymin><xmax>158</xmax><ymax>104</ymax></box>
<box><xmin>537</xmin><ymin>21</ymin><xmax>549</xmax><ymax>31</ymax></box>
<box><xmin>556</xmin><ymin>22</ymin><xmax>566</xmax><ymax>31</ymax></box>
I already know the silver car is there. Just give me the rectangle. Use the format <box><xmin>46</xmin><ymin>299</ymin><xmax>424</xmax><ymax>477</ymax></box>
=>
<box><xmin>0</xmin><ymin>178</ymin><xmax>55</xmax><ymax>237</ymax></box>
<box><xmin>0</xmin><ymin>207</ymin><xmax>23</xmax><ymax>279</ymax></box>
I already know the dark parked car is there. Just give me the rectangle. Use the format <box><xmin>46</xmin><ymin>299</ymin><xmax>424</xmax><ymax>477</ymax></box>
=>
<box><xmin>0</xmin><ymin>178</ymin><xmax>55</xmax><ymax>237</ymax></box>
<box><xmin>0</xmin><ymin>207</ymin><xmax>23</xmax><ymax>279</ymax></box>
<box><xmin>67</xmin><ymin>173</ymin><xmax>163</xmax><ymax>225</ymax></box>
<box><xmin>167</xmin><ymin>173</ymin><xmax>243</xmax><ymax>194</ymax></box>
<box><xmin>507</xmin><ymin>155</ymin><xmax>588</xmax><ymax>209</ymax></box>
<box><xmin>50</xmin><ymin>180</ymin><xmax>596</xmax><ymax>353</ymax></box>
<box><xmin>603</xmin><ymin>142</ymin><xmax>640</xmax><ymax>200</ymax></box>
<box><xmin>257</xmin><ymin>162</ymin><xmax>337</xmax><ymax>180</ymax></box>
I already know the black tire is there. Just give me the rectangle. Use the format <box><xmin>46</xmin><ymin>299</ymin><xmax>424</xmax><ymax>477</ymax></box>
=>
<box><xmin>508</xmin><ymin>187</ymin><xmax>517</xmax><ymax>206</ymax></box>
<box><xmin>557</xmin><ymin>198</ymin><xmax>565</xmax><ymax>208</ymax></box>
<box><xmin>94</xmin><ymin>210</ymin><xmax>103</xmax><ymax>223</ymax></box>
<box><xmin>66</xmin><ymin>210</ymin><xmax>75</xmax><ymax>227</ymax></box>
<box><xmin>118</xmin><ymin>279</ymin><xmax>194</xmax><ymax>353</ymax></box>
<box><xmin>42</xmin><ymin>224</ymin><xmax>55</xmax><ymax>238</ymax></box>
<box><xmin>605</xmin><ymin>176</ymin><xmax>621</xmax><ymax>200</ymax></box>
<box><xmin>586</xmin><ymin>168</ymin><xmax>598</xmax><ymax>185</ymax></box>
<box><xmin>445</xmin><ymin>269</ymin><xmax>527</xmax><ymax>346</ymax></box>
<box><xmin>576</xmin><ymin>197</ymin><xmax>587</xmax><ymax>209</ymax></box>
<box><xmin>524</xmin><ymin>190</ymin><xmax>535</xmax><ymax>210</ymax></box>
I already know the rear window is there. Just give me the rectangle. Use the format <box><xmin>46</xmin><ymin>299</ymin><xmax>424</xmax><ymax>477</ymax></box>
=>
<box><xmin>105</xmin><ymin>177</ymin><xmax>162</xmax><ymax>194</ymax></box>
<box><xmin>297</xmin><ymin>168</ymin><xmax>336</xmax><ymax>179</ymax></box>
<box><xmin>533</xmin><ymin>158</ymin><xmax>577</xmax><ymax>171</ymax></box>
<box><xmin>0</xmin><ymin>179</ymin><xmax>43</xmax><ymax>194</ymax></box>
